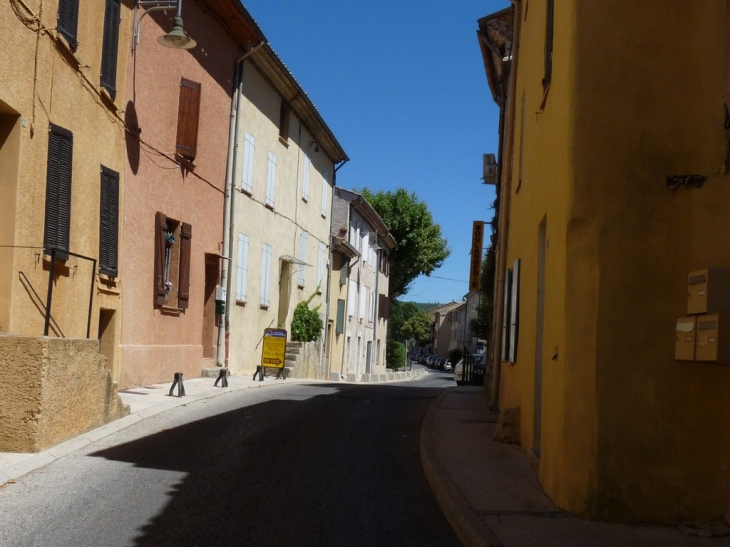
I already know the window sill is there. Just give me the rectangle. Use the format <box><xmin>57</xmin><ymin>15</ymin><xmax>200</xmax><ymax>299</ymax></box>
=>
<box><xmin>160</xmin><ymin>305</ymin><xmax>183</xmax><ymax>316</ymax></box>
<box><xmin>302</xmin><ymin>196</ymin><xmax>308</xmax><ymax>203</ymax></box>
<box><xmin>278</xmin><ymin>136</ymin><xmax>289</xmax><ymax>147</ymax></box>
<box><xmin>259</xmin><ymin>304</ymin><xmax>270</xmax><ymax>310</ymax></box>
<box><xmin>298</xmin><ymin>284</ymin><xmax>304</xmax><ymax>290</ymax></box>
<box><xmin>99</xmin><ymin>86</ymin><xmax>117</xmax><ymax>110</ymax></box>
<box><xmin>236</xmin><ymin>300</ymin><xmax>247</xmax><ymax>307</ymax></box>
<box><xmin>240</xmin><ymin>187</ymin><xmax>252</xmax><ymax>197</ymax></box>
<box><xmin>175</xmin><ymin>153</ymin><xmax>196</xmax><ymax>170</ymax></box>
<box><xmin>265</xmin><ymin>203</ymin><xmax>274</xmax><ymax>211</ymax></box>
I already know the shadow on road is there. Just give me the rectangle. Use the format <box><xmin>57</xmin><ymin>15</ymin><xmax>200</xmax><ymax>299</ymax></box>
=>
<box><xmin>91</xmin><ymin>383</ymin><xmax>461</xmax><ymax>547</ymax></box>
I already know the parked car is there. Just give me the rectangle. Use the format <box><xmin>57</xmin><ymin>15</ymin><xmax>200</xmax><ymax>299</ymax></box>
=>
<box><xmin>454</xmin><ymin>353</ymin><xmax>486</xmax><ymax>385</ymax></box>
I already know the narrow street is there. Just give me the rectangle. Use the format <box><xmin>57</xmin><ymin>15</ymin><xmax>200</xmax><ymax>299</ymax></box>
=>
<box><xmin>0</xmin><ymin>372</ymin><xmax>461</xmax><ymax>547</ymax></box>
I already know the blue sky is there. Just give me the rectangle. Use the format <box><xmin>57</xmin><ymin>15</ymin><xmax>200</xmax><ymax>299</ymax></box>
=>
<box><xmin>244</xmin><ymin>0</ymin><xmax>510</xmax><ymax>304</ymax></box>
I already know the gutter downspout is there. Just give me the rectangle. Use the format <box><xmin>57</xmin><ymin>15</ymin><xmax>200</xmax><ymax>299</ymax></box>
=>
<box><xmin>323</xmin><ymin>160</ymin><xmax>348</xmax><ymax>379</ymax></box>
<box><xmin>217</xmin><ymin>40</ymin><xmax>265</xmax><ymax>367</ymax></box>
<box><xmin>489</xmin><ymin>2</ymin><xmax>520</xmax><ymax>409</ymax></box>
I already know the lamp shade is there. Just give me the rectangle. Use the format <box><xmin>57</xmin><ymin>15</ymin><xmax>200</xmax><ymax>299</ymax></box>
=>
<box><xmin>157</xmin><ymin>15</ymin><xmax>196</xmax><ymax>49</ymax></box>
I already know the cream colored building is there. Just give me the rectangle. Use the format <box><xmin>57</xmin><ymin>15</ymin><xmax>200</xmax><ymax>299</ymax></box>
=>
<box><xmin>327</xmin><ymin>188</ymin><xmax>395</xmax><ymax>381</ymax></box>
<box><xmin>224</xmin><ymin>43</ymin><xmax>348</xmax><ymax>377</ymax></box>
<box><xmin>0</xmin><ymin>0</ymin><xmax>131</xmax><ymax>449</ymax></box>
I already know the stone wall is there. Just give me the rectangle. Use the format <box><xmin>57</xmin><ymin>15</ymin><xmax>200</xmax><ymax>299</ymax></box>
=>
<box><xmin>0</xmin><ymin>335</ymin><xmax>128</xmax><ymax>452</ymax></box>
<box><xmin>285</xmin><ymin>341</ymin><xmax>326</xmax><ymax>380</ymax></box>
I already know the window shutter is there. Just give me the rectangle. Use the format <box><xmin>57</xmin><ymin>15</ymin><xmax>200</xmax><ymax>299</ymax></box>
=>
<box><xmin>359</xmin><ymin>286</ymin><xmax>366</xmax><ymax>320</ymax></box>
<box><xmin>99</xmin><ymin>166</ymin><xmax>119</xmax><ymax>276</ymax></box>
<box><xmin>302</xmin><ymin>153</ymin><xmax>310</xmax><ymax>200</ymax></box>
<box><xmin>154</xmin><ymin>212</ymin><xmax>167</xmax><ymax>306</ymax></box>
<box><xmin>236</xmin><ymin>233</ymin><xmax>249</xmax><ymax>300</ymax></box>
<box><xmin>347</xmin><ymin>280</ymin><xmax>356</xmax><ymax>317</ymax></box>
<box><xmin>362</xmin><ymin>233</ymin><xmax>369</xmax><ymax>265</ymax></box>
<box><xmin>45</xmin><ymin>124</ymin><xmax>73</xmax><ymax>261</ymax></box>
<box><xmin>336</xmin><ymin>299</ymin><xmax>345</xmax><ymax>334</ymax></box>
<box><xmin>260</xmin><ymin>243</ymin><xmax>272</xmax><ymax>305</ymax></box>
<box><xmin>317</xmin><ymin>242</ymin><xmax>325</xmax><ymax>290</ymax></box>
<box><xmin>176</xmin><ymin>78</ymin><xmax>201</xmax><ymax>160</ymax></box>
<box><xmin>508</xmin><ymin>258</ymin><xmax>520</xmax><ymax>363</ymax></box>
<box><xmin>501</xmin><ymin>268</ymin><xmax>512</xmax><ymax>361</ymax></box>
<box><xmin>339</xmin><ymin>257</ymin><xmax>348</xmax><ymax>286</ymax></box>
<box><xmin>266</xmin><ymin>152</ymin><xmax>276</xmax><ymax>206</ymax></box>
<box><xmin>178</xmin><ymin>222</ymin><xmax>192</xmax><ymax>309</ymax></box>
<box><xmin>57</xmin><ymin>0</ymin><xmax>79</xmax><ymax>50</ymax></box>
<box><xmin>298</xmin><ymin>231</ymin><xmax>308</xmax><ymax>286</ymax></box>
<box><xmin>100</xmin><ymin>0</ymin><xmax>120</xmax><ymax>98</ymax></box>
<box><xmin>321</xmin><ymin>168</ymin><xmax>329</xmax><ymax>217</ymax></box>
<box><xmin>242</xmin><ymin>132</ymin><xmax>255</xmax><ymax>193</ymax></box>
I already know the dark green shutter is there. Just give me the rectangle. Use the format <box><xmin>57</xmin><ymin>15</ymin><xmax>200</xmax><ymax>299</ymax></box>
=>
<box><xmin>45</xmin><ymin>124</ymin><xmax>73</xmax><ymax>260</ymax></box>
<box><xmin>339</xmin><ymin>258</ymin><xmax>348</xmax><ymax>286</ymax></box>
<box><xmin>100</xmin><ymin>0</ymin><xmax>121</xmax><ymax>98</ymax></box>
<box><xmin>57</xmin><ymin>0</ymin><xmax>79</xmax><ymax>51</ymax></box>
<box><xmin>99</xmin><ymin>166</ymin><xmax>119</xmax><ymax>276</ymax></box>
<box><xmin>336</xmin><ymin>299</ymin><xmax>345</xmax><ymax>334</ymax></box>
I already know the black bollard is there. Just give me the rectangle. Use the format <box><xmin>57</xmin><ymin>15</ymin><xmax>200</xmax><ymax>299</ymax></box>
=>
<box><xmin>252</xmin><ymin>365</ymin><xmax>265</xmax><ymax>382</ymax></box>
<box><xmin>214</xmin><ymin>368</ymin><xmax>228</xmax><ymax>388</ymax></box>
<box><xmin>168</xmin><ymin>372</ymin><xmax>185</xmax><ymax>397</ymax></box>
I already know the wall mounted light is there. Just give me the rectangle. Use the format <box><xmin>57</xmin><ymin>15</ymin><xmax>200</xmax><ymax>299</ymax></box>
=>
<box><xmin>133</xmin><ymin>0</ymin><xmax>196</xmax><ymax>51</ymax></box>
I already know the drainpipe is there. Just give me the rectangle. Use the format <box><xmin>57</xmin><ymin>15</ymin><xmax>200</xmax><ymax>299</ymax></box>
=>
<box><xmin>489</xmin><ymin>2</ymin><xmax>520</xmax><ymax>409</ymax></box>
<box><xmin>217</xmin><ymin>40</ymin><xmax>264</xmax><ymax>368</ymax></box>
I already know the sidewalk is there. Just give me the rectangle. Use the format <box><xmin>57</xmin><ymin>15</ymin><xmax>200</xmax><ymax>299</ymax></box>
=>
<box><xmin>420</xmin><ymin>386</ymin><xmax>730</xmax><ymax>547</ymax></box>
<box><xmin>0</xmin><ymin>368</ymin><xmax>426</xmax><ymax>486</ymax></box>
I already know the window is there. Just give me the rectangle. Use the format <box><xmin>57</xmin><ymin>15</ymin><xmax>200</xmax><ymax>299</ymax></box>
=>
<box><xmin>298</xmin><ymin>231</ymin><xmax>308</xmax><ymax>287</ymax></box>
<box><xmin>260</xmin><ymin>243</ymin><xmax>272</xmax><ymax>306</ymax></box>
<box><xmin>154</xmin><ymin>212</ymin><xmax>192</xmax><ymax>309</ymax></box>
<box><xmin>362</xmin><ymin>232</ymin><xmax>369</xmax><ymax>265</ymax></box>
<box><xmin>279</xmin><ymin>100</ymin><xmax>290</xmax><ymax>142</ymax></box>
<box><xmin>317</xmin><ymin>242</ymin><xmax>325</xmax><ymax>292</ymax></box>
<box><xmin>44</xmin><ymin>124</ymin><xmax>73</xmax><ymax>260</ymax></box>
<box><xmin>501</xmin><ymin>259</ymin><xmax>521</xmax><ymax>363</ymax></box>
<box><xmin>321</xmin><ymin>168</ymin><xmax>329</xmax><ymax>217</ymax></box>
<box><xmin>241</xmin><ymin>132</ymin><xmax>255</xmax><ymax>193</ymax></box>
<box><xmin>266</xmin><ymin>151</ymin><xmax>276</xmax><ymax>207</ymax></box>
<box><xmin>99</xmin><ymin>166</ymin><xmax>119</xmax><ymax>276</ymax></box>
<box><xmin>57</xmin><ymin>0</ymin><xmax>79</xmax><ymax>50</ymax></box>
<box><xmin>100</xmin><ymin>0</ymin><xmax>121</xmax><ymax>99</ymax></box>
<box><xmin>236</xmin><ymin>233</ymin><xmax>249</xmax><ymax>301</ymax></box>
<box><xmin>369</xmin><ymin>292</ymin><xmax>375</xmax><ymax>322</ymax></box>
<box><xmin>176</xmin><ymin>77</ymin><xmax>201</xmax><ymax>160</ymax></box>
<box><xmin>302</xmin><ymin>152</ymin><xmax>310</xmax><ymax>201</ymax></box>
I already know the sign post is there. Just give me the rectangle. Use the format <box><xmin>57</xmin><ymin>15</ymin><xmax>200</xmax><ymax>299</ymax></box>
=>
<box><xmin>256</xmin><ymin>328</ymin><xmax>287</xmax><ymax>381</ymax></box>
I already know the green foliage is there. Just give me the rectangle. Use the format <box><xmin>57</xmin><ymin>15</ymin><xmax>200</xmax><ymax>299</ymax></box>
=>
<box><xmin>388</xmin><ymin>300</ymin><xmax>421</xmax><ymax>339</ymax></box>
<box><xmin>360</xmin><ymin>188</ymin><xmax>450</xmax><ymax>300</ymax></box>
<box><xmin>386</xmin><ymin>339</ymin><xmax>406</xmax><ymax>370</ymax></box>
<box><xmin>400</xmin><ymin>310</ymin><xmax>432</xmax><ymax>346</ymax></box>
<box><xmin>449</xmin><ymin>348</ymin><xmax>463</xmax><ymax>365</ymax></box>
<box><xmin>291</xmin><ymin>291</ymin><xmax>323</xmax><ymax>342</ymax></box>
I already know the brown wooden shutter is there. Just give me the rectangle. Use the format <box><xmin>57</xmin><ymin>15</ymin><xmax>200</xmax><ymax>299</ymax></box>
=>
<box><xmin>100</xmin><ymin>0</ymin><xmax>120</xmax><ymax>98</ymax></box>
<box><xmin>99</xmin><ymin>166</ymin><xmax>119</xmax><ymax>276</ymax></box>
<box><xmin>154</xmin><ymin>212</ymin><xmax>167</xmax><ymax>306</ymax></box>
<box><xmin>178</xmin><ymin>222</ymin><xmax>192</xmax><ymax>309</ymax></box>
<box><xmin>175</xmin><ymin>78</ymin><xmax>201</xmax><ymax>160</ymax></box>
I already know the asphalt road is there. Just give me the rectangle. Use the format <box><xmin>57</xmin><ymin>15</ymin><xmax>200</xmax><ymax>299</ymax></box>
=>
<box><xmin>0</xmin><ymin>370</ymin><xmax>461</xmax><ymax>547</ymax></box>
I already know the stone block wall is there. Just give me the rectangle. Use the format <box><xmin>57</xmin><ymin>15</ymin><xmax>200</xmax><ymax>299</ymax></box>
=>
<box><xmin>285</xmin><ymin>341</ymin><xmax>326</xmax><ymax>379</ymax></box>
<box><xmin>0</xmin><ymin>335</ymin><xmax>128</xmax><ymax>452</ymax></box>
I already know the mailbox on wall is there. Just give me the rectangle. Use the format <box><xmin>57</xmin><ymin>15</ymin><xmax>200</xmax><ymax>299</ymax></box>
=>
<box><xmin>695</xmin><ymin>314</ymin><xmax>730</xmax><ymax>364</ymax></box>
<box><xmin>675</xmin><ymin>317</ymin><xmax>696</xmax><ymax>361</ymax></box>
<box><xmin>687</xmin><ymin>268</ymin><xmax>730</xmax><ymax>315</ymax></box>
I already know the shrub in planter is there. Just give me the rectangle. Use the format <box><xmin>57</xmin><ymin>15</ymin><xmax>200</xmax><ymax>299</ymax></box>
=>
<box><xmin>291</xmin><ymin>291</ymin><xmax>323</xmax><ymax>342</ymax></box>
<box><xmin>387</xmin><ymin>339</ymin><xmax>406</xmax><ymax>370</ymax></box>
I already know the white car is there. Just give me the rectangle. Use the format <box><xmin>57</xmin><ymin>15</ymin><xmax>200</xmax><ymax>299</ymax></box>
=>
<box><xmin>454</xmin><ymin>354</ymin><xmax>486</xmax><ymax>385</ymax></box>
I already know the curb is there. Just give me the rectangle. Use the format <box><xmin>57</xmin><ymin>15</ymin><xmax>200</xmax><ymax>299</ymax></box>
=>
<box><xmin>419</xmin><ymin>387</ymin><xmax>501</xmax><ymax>547</ymax></box>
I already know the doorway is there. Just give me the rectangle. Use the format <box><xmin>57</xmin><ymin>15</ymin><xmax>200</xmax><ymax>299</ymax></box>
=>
<box><xmin>202</xmin><ymin>255</ymin><xmax>219</xmax><ymax>359</ymax></box>
<box><xmin>98</xmin><ymin>308</ymin><xmax>117</xmax><ymax>380</ymax></box>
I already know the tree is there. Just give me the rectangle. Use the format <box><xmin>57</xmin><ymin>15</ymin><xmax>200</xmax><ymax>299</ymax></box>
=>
<box><xmin>400</xmin><ymin>310</ymin><xmax>432</xmax><ymax>347</ymax></box>
<box><xmin>388</xmin><ymin>300</ymin><xmax>421</xmax><ymax>339</ymax></box>
<box><xmin>360</xmin><ymin>188</ymin><xmax>450</xmax><ymax>301</ymax></box>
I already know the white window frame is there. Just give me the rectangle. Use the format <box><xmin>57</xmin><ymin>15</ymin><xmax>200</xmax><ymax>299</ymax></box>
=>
<box><xmin>359</xmin><ymin>285</ymin><xmax>367</xmax><ymax>321</ymax></box>
<box><xmin>236</xmin><ymin>232</ymin><xmax>249</xmax><ymax>301</ymax></box>
<box><xmin>266</xmin><ymin>151</ymin><xmax>276</xmax><ymax>207</ymax></box>
<box><xmin>348</xmin><ymin>280</ymin><xmax>356</xmax><ymax>317</ymax></box>
<box><xmin>260</xmin><ymin>243</ymin><xmax>272</xmax><ymax>306</ymax></box>
<box><xmin>241</xmin><ymin>132</ymin><xmax>255</xmax><ymax>193</ymax></box>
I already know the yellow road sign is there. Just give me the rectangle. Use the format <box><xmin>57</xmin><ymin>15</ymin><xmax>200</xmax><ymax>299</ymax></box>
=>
<box><xmin>261</xmin><ymin>328</ymin><xmax>287</xmax><ymax>369</ymax></box>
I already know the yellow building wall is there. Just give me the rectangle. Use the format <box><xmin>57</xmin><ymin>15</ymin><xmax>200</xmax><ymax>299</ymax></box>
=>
<box><xmin>500</xmin><ymin>0</ymin><xmax>730</xmax><ymax>522</ymax></box>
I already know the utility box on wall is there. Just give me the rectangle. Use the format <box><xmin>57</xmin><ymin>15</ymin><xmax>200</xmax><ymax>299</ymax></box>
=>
<box><xmin>675</xmin><ymin>317</ymin><xmax>696</xmax><ymax>361</ymax></box>
<box><xmin>687</xmin><ymin>268</ymin><xmax>730</xmax><ymax>315</ymax></box>
<box><xmin>695</xmin><ymin>314</ymin><xmax>730</xmax><ymax>364</ymax></box>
